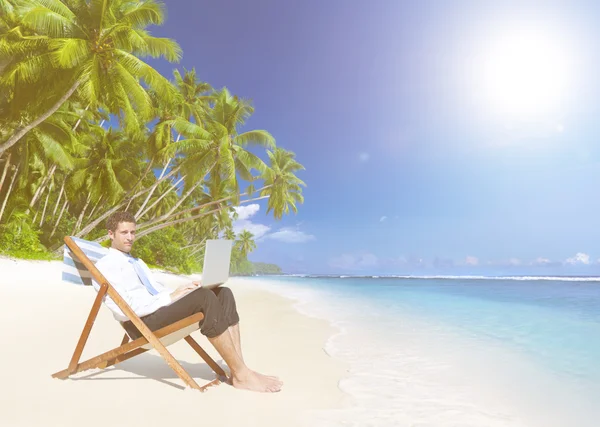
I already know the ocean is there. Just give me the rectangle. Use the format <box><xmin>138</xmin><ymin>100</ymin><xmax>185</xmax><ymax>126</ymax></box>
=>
<box><xmin>245</xmin><ymin>275</ymin><xmax>600</xmax><ymax>427</ymax></box>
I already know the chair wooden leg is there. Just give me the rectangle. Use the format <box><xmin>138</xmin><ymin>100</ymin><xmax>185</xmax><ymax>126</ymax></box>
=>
<box><xmin>66</xmin><ymin>284</ymin><xmax>108</xmax><ymax>374</ymax></box>
<box><xmin>53</xmin><ymin>314</ymin><xmax>204</xmax><ymax>380</ymax></box>
<box><xmin>98</xmin><ymin>334</ymin><xmax>131</xmax><ymax>369</ymax></box>
<box><xmin>184</xmin><ymin>335</ymin><xmax>228</xmax><ymax>378</ymax></box>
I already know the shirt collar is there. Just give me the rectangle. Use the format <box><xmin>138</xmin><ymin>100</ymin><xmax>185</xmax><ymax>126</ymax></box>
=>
<box><xmin>108</xmin><ymin>247</ymin><xmax>135</xmax><ymax>260</ymax></box>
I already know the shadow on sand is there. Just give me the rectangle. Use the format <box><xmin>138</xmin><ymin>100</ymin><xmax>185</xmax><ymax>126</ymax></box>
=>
<box><xmin>71</xmin><ymin>353</ymin><xmax>228</xmax><ymax>390</ymax></box>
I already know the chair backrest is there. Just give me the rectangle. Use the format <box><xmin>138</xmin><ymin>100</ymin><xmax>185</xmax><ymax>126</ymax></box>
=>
<box><xmin>62</xmin><ymin>236</ymin><xmax>108</xmax><ymax>286</ymax></box>
<box><xmin>61</xmin><ymin>235</ymin><xmax>201</xmax><ymax>347</ymax></box>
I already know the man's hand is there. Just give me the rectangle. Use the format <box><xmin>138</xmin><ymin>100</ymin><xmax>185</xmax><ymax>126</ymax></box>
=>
<box><xmin>170</xmin><ymin>282</ymin><xmax>201</xmax><ymax>302</ymax></box>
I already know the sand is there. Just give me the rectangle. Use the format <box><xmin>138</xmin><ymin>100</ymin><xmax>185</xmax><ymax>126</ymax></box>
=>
<box><xmin>0</xmin><ymin>257</ymin><xmax>349</xmax><ymax>427</ymax></box>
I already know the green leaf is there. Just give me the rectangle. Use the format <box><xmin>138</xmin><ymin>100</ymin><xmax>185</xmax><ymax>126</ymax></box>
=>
<box><xmin>50</xmin><ymin>38</ymin><xmax>90</xmax><ymax>68</ymax></box>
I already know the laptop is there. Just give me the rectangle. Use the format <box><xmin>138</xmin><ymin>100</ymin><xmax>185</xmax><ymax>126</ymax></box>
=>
<box><xmin>200</xmin><ymin>239</ymin><xmax>234</xmax><ymax>289</ymax></box>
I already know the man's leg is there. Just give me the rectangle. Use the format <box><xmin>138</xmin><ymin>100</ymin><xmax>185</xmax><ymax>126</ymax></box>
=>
<box><xmin>207</xmin><ymin>327</ymin><xmax>281</xmax><ymax>392</ymax></box>
<box><xmin>212</xmin><ymin>287</ymin><xmax>281</xmax><ymax>383</ymax></box>
<box><xmin>229</xmin><ymin>323</ymin><xmax>243</xmax><ymax>362</ymax></box>
<box><xmin>125</xmin><ymin>287</ymin><xmax>282</xmax><ymax>392</ymax></box>
<box><xmin>212</xmin><ymin>287</ymin><xmax>244</xmax><ymax>362</ymax></box>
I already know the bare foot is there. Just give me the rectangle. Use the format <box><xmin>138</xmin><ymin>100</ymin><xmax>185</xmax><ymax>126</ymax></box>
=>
<box><xmin>227</xmin><ymin>372</ymin><xmax>280</xmax><ymax>386</ymax></box>
<box><xmin>232</xmin><ymin>370</ymin><xmax>283</xmax><ymax>393</ymax></box>
<box><xmin>257</xmin><ymin>372</ymin><xmax>282</xmax><ymax>383</ymax></box>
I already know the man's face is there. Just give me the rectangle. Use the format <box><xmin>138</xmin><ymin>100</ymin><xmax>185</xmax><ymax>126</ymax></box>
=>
<box><xmin>108</xmin><ymin>221</ymin><xmax>136</xmax><ymax>253</ymax></box>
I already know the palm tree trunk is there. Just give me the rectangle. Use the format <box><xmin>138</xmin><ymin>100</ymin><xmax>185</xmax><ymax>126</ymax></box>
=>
<box><xmin>126</xmin><ymin>154</ymin><xmax>156</xmax><ymax>211</ymax></box>
<box><xmin>139</xmin><ymin>161</ymin><xmax>217</xmax><ymax>225</ymax></box>
<box><xmin>29</xmin><ymin>172</ymin><xmax>47</xmax><ymax>208</ymax></box>
<box><xmin>0</xmin><ymin>163</ymin><xmax>20</xmax><ymax>223</ymax></box>
<box><xmin>171</xmin><ymin>184</ymin><xmax>272</xmax><ymax>221</ymax></box>
<box><xmin>73</xmin><ymin>193</ymin><xmax>92</xmax><ymax>233</ymax></box>
<box><xmin>72</xmin><ymin>103</ymin><xmax>90</xmax><ymax>131</ymax></box>
<box><xmin>86</xmin><ymin>195</ymin><xmax>103</xmax><ymax>221</ymax></box>
<box><xmin>0</xmin><ymin>80</ymin><xmax>81</xmax><ymax>156</ymax></box>
<box><xmin>135</xmin><ymin>158</ymin><xmax>172</xmax><ymax>217</ymax></box>
<box><xmin>135</xmin><ymin>133</ymin><xmax>180</xmax><ymax>217</ymax></box>
<box><xmin>52</xmin><ymin>179</ymin><xmax>66</xmax><ymax>218</ymax></box>
<box><xmin>134</xmin><ymin>195</ymin><xmax>270</xmax><ymax>240</ymax></box>
<box><xmin>35</xmin><ymin>165</ymin><xmax>57</xmax><ymax>207</ymax></box>
<box><xmin>0</xmin><ymin>152</ymin><xmax>12</xmax><ymax>193</ymax></box>
<box><xmin>50</xmin><ymin>200</ymin><xmax>68</xmax><ymax>238</ymax></box>
<box><xmin>137</xmin><ymin>184</ymin><xmax>272</xmax><ymax>231</ymax></box>
<box><xmin>189</xmin><ymin>245</ymin><xmax>206</xmax><ymax>257</ymax></box>
<box><xmin>30</xmin><ymin>105</ymin><xmax>88</xmax><ymax>215</ymax></box>
<box><xmin>137</xmin><ymin>175</ymin><xmax>185</xmax><ymax>220</ymax></box>
<box><xmin>75</xmin><ymin>164</ymin><xmax>183</xmax><ymax>239</ymax></box>
<box><xmin>39</xmin><ymin>184</ymin><xmax>51</xmax><ymax>226</ymax></box>
<box><xmin>164</xmin><ymin>179</ymin><xmax>203</xmax><ymax>218</ymax></box>
<box><xmin>183</xmin><ymin>238</ymin><xmax>207</xmax><ymax>249</ymax></box>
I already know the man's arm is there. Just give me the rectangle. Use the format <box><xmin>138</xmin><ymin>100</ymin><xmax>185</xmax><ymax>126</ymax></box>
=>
<box><xmin>95</xmin><ymin>259</ymin><xmax>172</xmax><ymax>318</ymax></box>
<box><xmin>138</xmin><ymin>259</ymin><xmax>200</xmax><ymax>302</ymax></box>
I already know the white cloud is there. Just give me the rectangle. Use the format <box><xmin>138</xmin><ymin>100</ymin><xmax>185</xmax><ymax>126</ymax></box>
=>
<box><xmin>233</xmin><ymin>204</ymin><xmax>260</xmax><ymax>221</ymax></box>
<box><xmin>231</xmin><ymin>204</ymin><xmax>270</xmax><ymax>240</ymax></box>
<box><xmin>380</xmin><ymin>216</ymin><xmax>387</xmax><ymax>222</ymax></box>
<box><xmin>508</xmin><ymin>258</ymin><xmax>521</xmax><ymax>266</ymax></box>
<box><xmin>566</xmin><ymin>252</ymin><xmax>590</xmax><ymax>265</ymax></box>
<box><xmin>465</xmin><ymin>256</ymin><xmax>479</xmax><ymax>266</ymax></box>
<box><xmin>358</xmin><ymin>152</ymin><xmax>370</xmax><ymax>162</ymax></box>
<box><xmin>262</xmin><ymin>227</ymin><xmax>315</xmax><ymax>243</ymax></box>
<box><xmin>231</xmin><ymin>204</ymin><xmax>315</xmax><ymax>244</ymax></box>
<box><xmin>532</xmin><ymin>257</ymin><xmax>551</xmax><ymax>265</ymax></box>
<box><xmin>329</xmin><ymin>253</ymin><xmax>379</xmax><ymax>270</ymax></box>
<box><xmin>232</xmin><ymin>220</ymin><xmax>271</xmax><ymax>240</ymax></box>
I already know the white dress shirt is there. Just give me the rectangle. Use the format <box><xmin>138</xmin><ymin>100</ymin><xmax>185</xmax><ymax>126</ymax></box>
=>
<box><xmin>93</xmin><ymin>248</ymin><xmax>172</xmax><ymax>322</ymax></box>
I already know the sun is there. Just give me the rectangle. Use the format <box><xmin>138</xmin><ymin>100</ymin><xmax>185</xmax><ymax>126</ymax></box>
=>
<box><xmin>474</xmin><ymin>27</ymin><xmax>572</xmax><ymax>118</ymax></box>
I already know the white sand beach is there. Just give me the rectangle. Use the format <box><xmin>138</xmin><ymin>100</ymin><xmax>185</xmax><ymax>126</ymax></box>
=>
<box><xmin>0</xmin><ymin>258</ymin><xmax>348</xmax><ymax>427</ymax></box>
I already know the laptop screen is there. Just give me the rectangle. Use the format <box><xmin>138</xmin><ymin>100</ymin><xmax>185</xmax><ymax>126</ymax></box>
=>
<box><xmin>201</xmin><ymin>240</ymin><xmax>233</xmax><ymax>287</ymax></box>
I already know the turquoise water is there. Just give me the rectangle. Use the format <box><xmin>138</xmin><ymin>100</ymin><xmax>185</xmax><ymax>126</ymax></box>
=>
<box><xmin>246</xmin><ymin>275</ymin><xmax>600</xmax><ymax>427</ymax></box>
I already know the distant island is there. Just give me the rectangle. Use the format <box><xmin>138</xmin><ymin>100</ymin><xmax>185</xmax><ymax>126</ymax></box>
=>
<box><xmin>232</xmin><ymin>262</ymin><xmax>282</xmax><ymax>276</ymax></box>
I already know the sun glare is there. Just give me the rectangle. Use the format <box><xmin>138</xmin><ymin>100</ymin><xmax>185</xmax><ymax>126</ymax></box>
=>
<box><xmin>474</xmin><ymin>27</ymin><xmax>572</xmax><ymax>118</ymax></box>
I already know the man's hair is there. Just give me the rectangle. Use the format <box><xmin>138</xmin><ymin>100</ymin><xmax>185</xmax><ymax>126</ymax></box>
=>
<box><xmin>106</xmin><ymin>211</ymin><xmax>136</xmax><ymax>232</ymax></box>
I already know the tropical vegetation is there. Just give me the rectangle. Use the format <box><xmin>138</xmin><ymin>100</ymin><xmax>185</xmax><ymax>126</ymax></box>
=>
<box><xmin>0</xmin><ymin>0</ymin><xmax>304</xmax><ymax>274</ymax></box>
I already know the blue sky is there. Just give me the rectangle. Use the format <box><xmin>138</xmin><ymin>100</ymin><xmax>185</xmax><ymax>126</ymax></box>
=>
<box><xmin>150</xmin><ymin>0</ymin><xmax>600</xmax><ymax>275</ymax></box>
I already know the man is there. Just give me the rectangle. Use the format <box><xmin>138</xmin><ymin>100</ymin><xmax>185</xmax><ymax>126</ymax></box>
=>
<box><xmin>93</xmin><ymin>211</ymin><xmax>283</xmax><ymax>393</ymax></box>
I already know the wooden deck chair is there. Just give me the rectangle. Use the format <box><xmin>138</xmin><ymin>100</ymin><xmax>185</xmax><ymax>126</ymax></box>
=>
<box><xmin>51</xmin><ymin>236</ymin><xmax>228</xmax><ymax>391</ymax></box>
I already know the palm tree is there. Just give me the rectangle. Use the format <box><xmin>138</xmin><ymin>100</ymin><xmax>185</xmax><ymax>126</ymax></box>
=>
<box><xmin>135</xmin><ymin>68</ymin><xmax>213</xmax><ymax>218</ymax></box>
<box><xmin>75</xmin><ymin>86</ymin><xmax>275</xmax><ymax>241</ymax></box>
<box><xmin>0</xmin><ymin>0</ymin><xmax>182</xmax><ymax>155</ymax></box>
<box><xmin>260</xmin><ymin>147</ymin><xmax>306</xmax><ymax>219</ymax></box>
<box><xmin>133</xmin><ymin>147</ymin><xmax>307</xmax><ymax>240</ymax></box>
<box><xmin>173</xmin><ymin>67</ymin><xmax>213</xmax><ymax>127</ymax></box>
<box><xmin>237</xmin><ymin>230</ymin><xmax>256</xmax><ymax>257</ymax></box>
<box><xmin>224</xmin><ymin>228</ymin><xmax>235</xmax><ymax>240</ymax></box>
<box><xmin>70</xmin><ymin>128</ymin><xmax>141</xmax><ymax>207</ymax></box>
<box><xmin>136</xmin><ymin>87</ymin><xmax>274</xmax><ymax>228</ymax></box>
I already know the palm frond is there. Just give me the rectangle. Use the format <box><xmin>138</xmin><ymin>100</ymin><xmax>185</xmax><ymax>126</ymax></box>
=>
<box><xmin>31</xmin><ymin>128</ymin><xmax>74</xmax><ymax>169</ymax></box>
<box><xmin>235</xmin><ymin>129</ymin><xmax>275</xmax><ymax>148</ymax></box>
<box><xmin>119</xmin><ymin>1</ymin><xmax>165</xmax><ymax>27</ymax></box>
<box><xmin>50</xmin><ymin>37</ymin><xmax>90</xmax><ymax>68</ymax></box>
<box><xmin>114</xmin><ymin>50</ymin><xmax>176</xmax><ymax>100</ymax></box>
<box><xmin>20</xmin><ymin>6</ymin><xmax>78</xmax><ymax>38</ymax></box>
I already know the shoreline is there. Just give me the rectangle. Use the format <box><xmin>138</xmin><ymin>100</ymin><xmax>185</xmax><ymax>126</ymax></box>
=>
<box><xmin>238</xmin><ymin>276</ymin><xmax>600</xmax><ymax>427</ymax></box>
<box><xmin>0</xmin><ymin>258</ymin><xmax>349</xmax><ymax>427</ymax></box>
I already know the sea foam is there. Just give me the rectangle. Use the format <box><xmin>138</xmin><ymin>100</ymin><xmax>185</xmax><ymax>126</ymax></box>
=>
<box><xmin>245</xmin><ymin>276</ymin><xmax>600</xmax><ymax>427</ymax></box>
